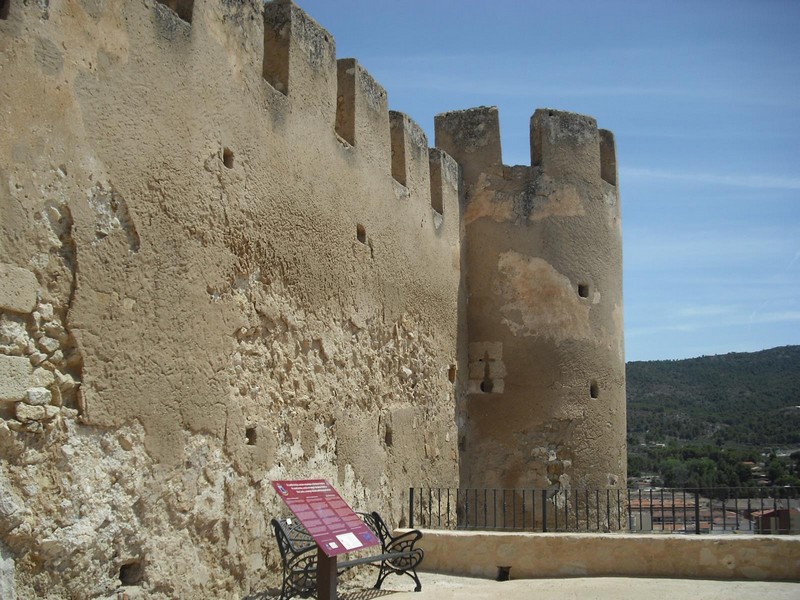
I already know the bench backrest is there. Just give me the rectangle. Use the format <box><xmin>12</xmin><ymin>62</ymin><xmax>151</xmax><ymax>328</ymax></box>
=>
<box><xmin>271</xmin><ymin>517</ymin><xmax>316</xmax><ymax>561</ymax></box>
<box><xmin>272</xmin><ymin>512</ymin><xmax>390</xmax><ymax>561</ymax></box>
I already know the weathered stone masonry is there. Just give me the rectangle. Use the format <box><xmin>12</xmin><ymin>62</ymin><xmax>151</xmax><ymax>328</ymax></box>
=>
<box><xmin>0</xmin><ymin>1</ymin><xmax>624</xmax><ymax>598</ymax></box>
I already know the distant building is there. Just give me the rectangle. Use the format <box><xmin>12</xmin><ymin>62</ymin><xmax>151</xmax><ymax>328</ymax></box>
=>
<box><xmin>752</xmin><ymin>508</ymin><xmax>800</xmax><ymax>534</ymax></box>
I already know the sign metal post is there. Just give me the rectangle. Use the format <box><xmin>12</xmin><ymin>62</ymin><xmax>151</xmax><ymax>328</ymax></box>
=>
<box><xmin>316</xmin><ymin>547</ymin><xmax>337</xmax><ymax>600</ymax></box>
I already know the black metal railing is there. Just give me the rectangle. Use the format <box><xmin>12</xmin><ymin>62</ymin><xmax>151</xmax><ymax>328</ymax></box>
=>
<box><xmin>407</xmin><ymin>486</ymin><xmax>800</xmax><ymax>535</ymax></box>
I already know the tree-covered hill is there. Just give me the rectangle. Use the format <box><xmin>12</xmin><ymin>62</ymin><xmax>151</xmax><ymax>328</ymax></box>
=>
<box><xmin>626</xmin><ymin>345</ymin><xmax>800</xmax><ymax>449</ymax></box>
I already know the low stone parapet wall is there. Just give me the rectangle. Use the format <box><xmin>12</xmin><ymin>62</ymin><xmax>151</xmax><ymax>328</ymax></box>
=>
<box><xmin>405</xmin><ymin>529</ymin><xmax>800</xmax><ymax>582</ymax></box>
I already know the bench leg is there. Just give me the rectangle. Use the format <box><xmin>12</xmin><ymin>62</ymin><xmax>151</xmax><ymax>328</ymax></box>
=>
<box><xmin>409</xmin><ymin>568</ymin><xmax>422</xmax><ymax>592</ymax></box>
<box><xmin>373</xmin><ymin>567</ymin><xmax>389</xmax><ymax>591</ymax></box>
<box><xmin>373</xmin><ymin>565</ymin><xmax>422</xmax><ymax>593</ymax></box>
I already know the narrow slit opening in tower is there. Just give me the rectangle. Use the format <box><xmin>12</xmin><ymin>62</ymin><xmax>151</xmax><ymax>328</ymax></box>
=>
<box><xmin>384</xmin><ymin>425</ymin><xmax>393</xmax><ymax>447</ymax></box>
<box><xmin>156</xmin><ymin>0</ymin><xmax>194</xmax><ymax>23</ymax></box>
<box><xmin>223</xmin><ymin>147</ymin><xmax>234</xmax><ymax>169</ymax></box>
<box><xmin>263</xmin><ymin>11</ymin><xmax>289</xmax><ymax>95</ymax></box>
<box><xmin>531</xmin><ymin>123</ymin><xmax>543</xmax><ymax>167</ymax></box>
<box><xmin>578</xmin><ymin>283</ymin><xmax>589</xmax><ymax>298</ymax></box>
<box><xmin>600</xmin><ymin>129</ymin><xmax>617</xmax><ymax>186</ymax></box>
<box><xmin>245</xmin><ymin>427</ymin><xmax>257</xmax><ymax>446</ymax></box>
<box><xmin>429</xmin><ymin>158</ymin><xmax>444</xmax><ymax>215</ymax></box>
<box><xmin>389</xmin><ymin>115</ymin><xmax>408</xmax><ymax>186</ymax></box>
<box><xmin>590</xmin><ymin>381</ymin><xmax>599</xmax><ymax>399</ymax></box>
<box><xmin>431</xmin><ymin>189</ymin><xmax>443</xmax><ymax>215</ymax></box>
<box><xmin>119</xmin><ymin>560</ymin><xmax>145</xmax><ymax>586</ymax></box>
<box><xmin>335</xmin><ymin>60</ymin><xmax>356</xmax><ymax>145</ymax></box>
<box><xmin>0</xmin><ymin>0</ymin><xmax>9</xmax><ymax>20</ymax></box>
<box><xmin>356</xmin><ymin>224</ymin><xmax>367</xmax><ymax>244</ymax></box>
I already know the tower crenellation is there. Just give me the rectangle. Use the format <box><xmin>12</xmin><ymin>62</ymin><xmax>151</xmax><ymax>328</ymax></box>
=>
<box><xmin>531</xmin><ymin>108</ymin><xmax>603</xmax><ymax>184</ymax></box>
<box><xmin>435</xmin><ymin>106</ymin><xmax>503</xmax><ymax>186</ymax></box>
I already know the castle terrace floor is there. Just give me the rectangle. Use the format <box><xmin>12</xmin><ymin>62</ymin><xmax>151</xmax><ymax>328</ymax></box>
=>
<box><xmin>334</xmin><ymin>572</ymin><xmax>800</xmax><ymax>600</ymax></box>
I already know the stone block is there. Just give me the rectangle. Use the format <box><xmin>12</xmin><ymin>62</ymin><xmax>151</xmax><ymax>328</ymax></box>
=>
<box><xmin>25</xmin><ymin>387</ymin><xmax>52</xmax><ymax>406</ymax></box>
<box><xmin>0</xmin><ymin>264</ymin><xmax>38</xmax><ymax>314</ymax></box>
<box><xmin>16</xmin><ymin>403</ymin><xmax>46</xmax><ymax>421</ymax></box>
<box><xmin>29</xmin><ymin>352</ymin><xmax>47</xmax><ymax>366</ymax></box>
<box><xmin>0</xmin><ymin>542</ymin><xmax>15</xmax><ymax>600</ymax></box>
<box><xmin>37</xmin><ymin>336</ymin><xmax>60</xmax><ymax>354</ymax></box>
<box><xmin>0</xmin><ymin>355</ymin><xmax>34</xmax><ymax>402</ymax></box>
<box><xmin>468</xmin><ymin>361</ymin><xmax>485</xmax><ymax>380</ymax></box>
<box><xmin>31</xmin><ymin>368</ymin><xmax>55</xmax><ymax>388</ymax></box>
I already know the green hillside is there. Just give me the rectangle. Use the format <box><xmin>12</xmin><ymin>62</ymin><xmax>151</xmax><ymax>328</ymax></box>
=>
<box><xmin>626</xmin><ymin>345</ymin><xmax>800</xmax><ymax>449</ymax></box>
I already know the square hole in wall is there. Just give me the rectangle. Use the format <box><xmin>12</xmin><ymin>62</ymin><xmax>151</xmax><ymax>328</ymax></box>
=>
<box><xmin>384</xmin><ymin>425</ymin><xmax>393</xmax><ymax>447</ymax></box>
<box><xmin>578</xmin><ymin>283</ymin><xmax>589</xmax><ymax>298</ymax></box>
<box><xmin>590</xmin><ymin>381</ymin><xmax>599</xmax><ymax>399</ymax></box>
<box><xmin>119</xmin><ymin>559</ymin><xmax>144</xmax><ymax>586</ymax></box>
<box><xmin>245</xmin><ymin>427</ymin><xmax>257</xmax><ymax>446</ymax></box>
<box><xmin>448</xmin><ymin>364</ymin><xmax>457</xmax><ymax>383</ymax></box>
<box><xmin>222</xmin><ymin>147</ymin><xmax>234</xmax><ymax>169</ymax></box>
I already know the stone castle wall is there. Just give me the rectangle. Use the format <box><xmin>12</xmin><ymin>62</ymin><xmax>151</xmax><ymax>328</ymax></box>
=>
<box><xmin>0</xmin><ymin>1</ymin><xmax>463</xmax><ymax>597</ymax></box>
<box><xmin>0</xmin><ymin>0</ymin><xmax>624</xmax><ymax>598</ymax></box>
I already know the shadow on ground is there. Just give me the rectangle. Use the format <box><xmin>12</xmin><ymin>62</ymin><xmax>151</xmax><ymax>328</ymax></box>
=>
<box><xmin>243</xmin><ymin>586</ymin><xmax>397</xmax><ymax>600</ymax></box>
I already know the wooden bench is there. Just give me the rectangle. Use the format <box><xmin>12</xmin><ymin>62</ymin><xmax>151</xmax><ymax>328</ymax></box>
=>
<box><xmin>271</xmin><ymin>511</ymin><xmax>424</xmax><ymax>600</ymax></box>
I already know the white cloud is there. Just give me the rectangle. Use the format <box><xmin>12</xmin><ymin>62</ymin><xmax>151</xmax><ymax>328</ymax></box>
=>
<box><xmin>622</xmin><ymin>167</ymin><xmax>800</xmax><ymax>190</ymax></box>
<box><xmin>627</xmin><ymin>307</ymin><xmax>800</xmax><ymax>338</ymax></box>
<box><xmin>624</xmin><ymin>229</ymin><xmax>796</xmax><ymax>270</ymax></box>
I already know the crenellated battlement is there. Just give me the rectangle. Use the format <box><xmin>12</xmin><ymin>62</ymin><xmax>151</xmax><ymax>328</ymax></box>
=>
<box><xmin>436</xmin><ymin>105</ymin><xmax>618</xmax><ymax>192</ymax></box>
<box><xmin>260</xmin><ymin>0</ymin><xmax>461</xmax><ymax>222</ymax></box>
<box><xmin>1</xmin><ymin>0</ymin><xmax>618</xmax><ymax>216</ymax></box>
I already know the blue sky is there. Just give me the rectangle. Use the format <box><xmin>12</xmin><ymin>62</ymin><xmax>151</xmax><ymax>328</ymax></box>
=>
<box><xmin>297</xmin><ymin>0</ymin><xmax>800</xmax><ymax>362</ymax></box>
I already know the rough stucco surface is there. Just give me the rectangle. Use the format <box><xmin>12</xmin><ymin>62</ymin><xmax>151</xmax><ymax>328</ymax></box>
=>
<box><xmin>0</xmin><ymin>1</ymin><xmax>462</xmax><ymax>597</ymax></box>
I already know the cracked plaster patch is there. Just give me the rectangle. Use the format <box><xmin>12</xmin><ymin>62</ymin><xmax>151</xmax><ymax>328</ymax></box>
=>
<box><xmin>495</xmin><ymin>251</ymin><xmax>590</xmax><ymax>341</ymax></box>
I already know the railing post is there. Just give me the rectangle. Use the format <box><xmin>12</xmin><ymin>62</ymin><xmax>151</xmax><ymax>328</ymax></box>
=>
<box><xmin>694</xmin><ymin>491</ymin><xmax>701</xmax><ymax>535</ymax></box>
<box><xmin>408</xmin><ymin>487</ymin><xmax>415</xmax><ymax>529</ymax></box>
<box><xmin>542</xmin><ymin>489</ymin><xmax>548</xmax><ymax>532</ymax></box>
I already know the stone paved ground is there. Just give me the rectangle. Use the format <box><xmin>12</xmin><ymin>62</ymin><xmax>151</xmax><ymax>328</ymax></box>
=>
<box><xmin>243</xmin><ymin>569</ymin><xmax>800</xmax><ymax>600</ymax></box>
<box><xmin>364</xmin><ymin>572</ymin><xmax>800</xmax><ymax>600</ymax></box>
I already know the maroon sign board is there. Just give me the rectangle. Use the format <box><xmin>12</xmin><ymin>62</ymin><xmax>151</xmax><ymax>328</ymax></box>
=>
<box><xmin>272</xmin><ymin>479</ymin><xmax>379</xmax><ymax>558</ymax></box>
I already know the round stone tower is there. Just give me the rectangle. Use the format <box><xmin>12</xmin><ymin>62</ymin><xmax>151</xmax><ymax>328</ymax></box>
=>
<box><xmin>436</xmin><ymin>106</ymin><xmax>626</xmax><ymax>528</ymax></box>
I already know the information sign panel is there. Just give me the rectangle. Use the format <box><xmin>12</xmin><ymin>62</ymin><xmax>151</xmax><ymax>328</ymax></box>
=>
<box><xmin>272</xmin><ymin>479</ymin><xmax>379</xmax><ymax>557</ymax></box>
